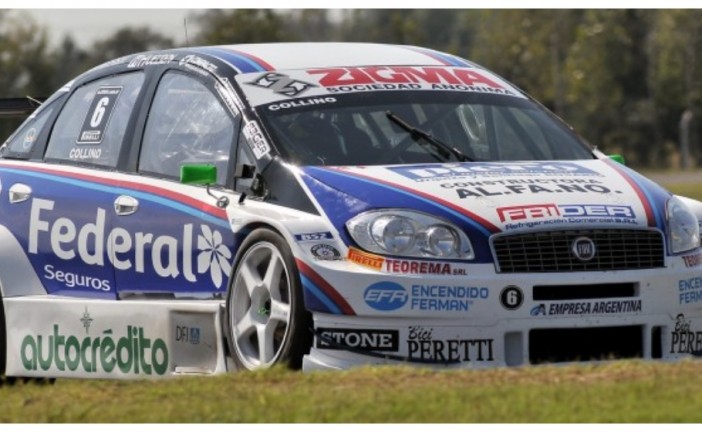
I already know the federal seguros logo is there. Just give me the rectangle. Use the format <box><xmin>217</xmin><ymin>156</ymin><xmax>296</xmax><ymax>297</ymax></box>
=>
<box><xmin>28</xmin><ymin>198</ymin><xmax>232</xmax><ymax>290</ymax></box>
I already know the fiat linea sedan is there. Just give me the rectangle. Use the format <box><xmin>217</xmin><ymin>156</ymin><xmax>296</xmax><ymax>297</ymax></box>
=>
<box><xmin>0</xmin><ymin>42</ymin><xmax>700</xmax><ymax>379</ymax></box>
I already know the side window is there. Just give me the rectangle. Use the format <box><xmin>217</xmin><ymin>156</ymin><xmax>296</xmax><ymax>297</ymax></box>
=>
<box><xmin>45</xmin><ymin>73</ymin><xmax>145</xmax><ymax>168</ymax></box>
<box><xmin>1</xmin><ymin>101</ymin><xmax>57</xmax><ymax>158</ymax></box>
<box><xmin>235</xmin><ymin>128</ymin><xmax>255</xmax><ymax>192</ymax></box>
<box><xmin>139</xmin><ymin>72</ymin><xmax>237</xmax><ymax>185</ymax></box>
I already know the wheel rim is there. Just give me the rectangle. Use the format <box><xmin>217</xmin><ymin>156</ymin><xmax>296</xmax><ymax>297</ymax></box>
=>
<box><xmin>230</xmin><ymin>242</ymin><xmax>292</xmax><ymax>369</ymax></box>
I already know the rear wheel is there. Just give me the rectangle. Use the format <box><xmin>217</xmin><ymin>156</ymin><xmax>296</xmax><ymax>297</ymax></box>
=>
<box><xmin>226</xmin><ymin>228</ymin><xmax>311</xmax><ymax>370</ymax></box>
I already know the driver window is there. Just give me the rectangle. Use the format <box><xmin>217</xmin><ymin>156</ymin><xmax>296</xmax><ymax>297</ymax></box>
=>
<box><xmin>139</xmin><ymin>72</ymin><xmax>236</xmax><ymax>185</ymax></box>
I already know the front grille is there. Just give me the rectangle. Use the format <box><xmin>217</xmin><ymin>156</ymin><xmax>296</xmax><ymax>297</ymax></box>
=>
<box><xmin>533</xmin><ymin>283</ymin><xmax>637</xmax><ymax>301</ymax></box>
<box><xmin>529</xmin><ymin>326</ymin><xmax>643</xmax><ymax>364</ymax></box>
<box><xmin>493</xmin><ymin>229</ymin><xmax>665</xmax><ymax>273</ymax></box>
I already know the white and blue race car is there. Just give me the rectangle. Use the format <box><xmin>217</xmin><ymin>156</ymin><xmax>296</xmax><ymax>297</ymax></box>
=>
<box><xmin>1</xmin><ymin>42</ymin><xmax>701</xmax><ymax>378</ymax></box>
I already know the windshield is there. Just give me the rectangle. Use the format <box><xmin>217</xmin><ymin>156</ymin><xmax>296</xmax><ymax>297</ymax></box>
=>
<box><xmin>237</xmin><ymin>67</ymin><xmax>594</xmax><ymax>166</ymax></box>
<box><xmin>256</xmin><ymin>92</ymin><xmax>593</xmax><ymax>166</ymax></box>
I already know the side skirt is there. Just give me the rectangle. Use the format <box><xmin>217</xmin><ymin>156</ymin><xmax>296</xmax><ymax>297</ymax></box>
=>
<box><xmin>4</xmin><ymin>296</ymin><xmax>229</xmax><ymax>379</ymax></box>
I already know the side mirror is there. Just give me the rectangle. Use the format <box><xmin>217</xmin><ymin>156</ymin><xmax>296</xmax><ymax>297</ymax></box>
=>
<box><xmin>180</xmin><ymin>164</ymin><xmax>217</xmax><ymax>185</ymax></box>
<box><xmin>608</xmin><ymin>154</ymin><xmax>626</xmax><ymax>165</ymax></box>
<box><xmin>180</xmin><ymin>164</ymin><xmax>229</xmax><ymax>208</ymax></box>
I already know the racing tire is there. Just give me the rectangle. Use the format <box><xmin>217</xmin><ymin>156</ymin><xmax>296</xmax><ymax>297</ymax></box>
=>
<box><xmin>225</xmin><ymin>228</ymin><xmax>311</xmax><ymax>370</ymax></box>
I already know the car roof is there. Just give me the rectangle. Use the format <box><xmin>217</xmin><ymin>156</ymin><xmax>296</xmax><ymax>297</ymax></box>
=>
<box><xmin>187</xmin><ymin>42</ymin><xmax>477</xmax><ymax>73</ymax></box>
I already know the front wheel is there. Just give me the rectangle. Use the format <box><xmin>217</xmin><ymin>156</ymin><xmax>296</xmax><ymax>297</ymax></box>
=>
<box><xmin>226</xmin><ymin>228</ymin><xmax>311</xmax><ymax>370</ymax></box>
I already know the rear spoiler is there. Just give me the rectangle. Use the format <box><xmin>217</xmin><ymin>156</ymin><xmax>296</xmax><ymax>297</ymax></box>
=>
<box><xmin>0</xmin><ymin>97</ymin><xmax>46</xmax><ymax>119</ymax></box>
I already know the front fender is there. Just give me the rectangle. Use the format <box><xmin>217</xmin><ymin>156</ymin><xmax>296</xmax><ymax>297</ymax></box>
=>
<box><xmin>0</xmin><ymin>225</ymin><xmax>46</xmax><ymax>298</ymax></box>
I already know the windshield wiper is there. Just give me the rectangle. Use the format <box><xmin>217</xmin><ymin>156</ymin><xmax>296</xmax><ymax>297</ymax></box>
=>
<box><xmin>385</xmin><ymin>110</ymin><xmax>473</xmax><ymax>162</ymax></box>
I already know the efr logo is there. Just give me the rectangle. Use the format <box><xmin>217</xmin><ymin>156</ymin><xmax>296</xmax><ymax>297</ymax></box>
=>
<box><xmin>364</xmin><ymin>282</ymin><xmax>408</xmax><ymax>311</ymax></box>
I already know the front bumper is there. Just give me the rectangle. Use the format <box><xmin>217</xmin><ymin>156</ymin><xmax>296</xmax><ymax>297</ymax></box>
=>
<box><xmin>301</xmin><ymin>255</ymin><xmax>702</xmax><ymax>371</ymax></box>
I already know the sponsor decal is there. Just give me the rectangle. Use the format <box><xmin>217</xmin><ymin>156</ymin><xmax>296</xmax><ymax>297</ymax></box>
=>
<box><xmin>440</xmin><ymin>178</ymin><xmax>604</xmax><ymax>189</ymax></box>
<box><xmin>295</xmin><ymin>232</ymin><xmax>334</xmax><ymax>242</ymax></box>
<box><xmin>384</xmin><ymin>258</ymin><xmax>467</xmax><ymax>276</ymax></box>
<box><xmin>530</xmin><ymin>304</ymin><xmax>547</xmax><ymax>316</ymax></box>
<box><xmin>347</xmin><ymin>250</ymin><xmax>468</xmax><ymax>276</ymax></box>
<box><xmin>92</xmin><ymin>55</ymin><xmax>132</xmax><ymax>70</ymax></box>
<box><xmin>77</xmin><ymin>86</ymin><xmax>123</xmax><ymax>146</ymax></box>
<box><xmin>364</xmin><ymin>281</ymin><xmax>488</xmax><ymax>313</ymax></box>
<box><xmin>348</xmin><ymin>247</ymin><xmax>384</xmax><ymax>270</ymax></box>
<box><xmin>310</xmin><ymin>244</ymin><xmax>342</xmax><ymax>261</ymax></box>
<box><xmin>307</xmin><ymin>67</ymin><xmax>514</xmax><ymax>96</ymax></box>
<box><xmin>242</xmin><ymin>121</ymin><xmax>270</xmax><ymax>159</ymax></box>
<box><xmin>410</xmin><ymin>284</ymin><xmax>488</xmax><ymax>312</ymax></box>
<box><xmin>20</xmin><ymin>323</ymin><xmax>169</xmax><ymax>375</ymax></box>
<box><xmin>500</xmin><ymin>286</ymin><xmax>523</xmax><ymax>310</ymax></box>
<box><xmin>178</xmin><ymin>54</ymin><xmax>217</xmax><ymax>75</ymax></box>
<box><xmin>315</xmin><ymin>328</ymin><xmax>399</xmax><ymax>351</ymax></box>
<box><xmin>679</xmin><ymin>276</ymin><xmax>702</xmax><ymax>305</ymax></box>
<box><xmin>407</xmin><ymin>326</ymin><xmax>494</xmax><ymax>362</ymax></box>
<box><xmin>127</xmin><ymin>54</ymin><xmax>176</xmax><ymax>68</ymax></box>
<box><xmin>364</xmin><ymin>282</ymin><xmax>408</xmax><ymax>311</ymax></box>
<box><xmin>29</xmin><ymin>198</ymin><xmax>232</xmax><ymax>289</ymax></box>
<box><xmin>682</xmin><ymin>251</ymin><xmax>702</xmax><ymax>268</ymax></box>
<box><xmin>23</xmin><ymin>127</ymin><xmax>37</xmax><ymax>150</ymax></box>
<box><xmin>498</xmin><ymin>203</ymin><xmax>560</xmax><ymax>222</ymax></box>
<box><xmin>175</xmin><ymin>326</ymin><xmax>201</xmax><ymax>345</ymax></box>
<box><xmin>670</xmin><ymin>314</ymin><xmax>702</xmax><ymax>354</ymax></box>
<box><xmin>497</xmin><ymin>204</ymin><xmax>635</xmax><ymax>223</ymax></box>
<box><xmin>267</xmin><ymin>97</ymin><xmax>337</xmax><ymax>111</ymax></box>
<box><xmin>248</xmin><ymin>72</ymin><xmax>317</xmax><ymax>98</ymax></box>
<box><xmin>390</xmin><ymin>162</ymin><xmax>600</xmax><ymax>182</ymax></box>
<box><xmin>215</xmin><ymin>78</ymin><xmax>243</xmax><ymax>115</ymax></box>
<box><xmin>80</xmin><ymin>308</ymin><xmax>93</xmax><ymax>334</ymax></box>
<box><xmin>530</xmin><ymin>300</ymin><xmax>642</xmax><ymax>316</ymax></box>
<box><xmin>499</xmin><ymin>203</ymin><xmax>637</xmax><ymax>230</ymax></box>
<box><xmin>44</xmin><ymin>264</ymin><xmax>111</xmax><ymax>291</ymax></box>
<box><xmin>456</xmin><ymin>183</ymin><xmax>616</xmax><ymax>199</ymax></box>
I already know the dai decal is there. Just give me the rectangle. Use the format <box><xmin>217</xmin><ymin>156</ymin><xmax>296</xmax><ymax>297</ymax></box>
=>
<box><xmin>21</xmin><ymin>324</ymin><xmax>169</xmax><ymax>375</ymax></box>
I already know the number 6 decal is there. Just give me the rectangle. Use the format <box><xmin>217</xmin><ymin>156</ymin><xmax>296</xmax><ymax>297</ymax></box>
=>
<box><xmin>77</xmin><ymin>86</ymin><xmax>123</xmax><ymax>144</ymax></box>
<box><xmin>90</xmin><ymin>97</ymin><xmax>110</xmax><ymax>128</ymax></box>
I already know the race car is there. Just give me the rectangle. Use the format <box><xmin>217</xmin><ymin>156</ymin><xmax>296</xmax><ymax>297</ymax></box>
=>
<box><xmin>1</xmin><ymin>42</ymin><xmax>701</xmax><ymax>379</ymax></box>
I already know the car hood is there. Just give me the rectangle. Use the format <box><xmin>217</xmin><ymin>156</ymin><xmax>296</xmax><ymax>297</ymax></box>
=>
<box><xmin>300</xmin><ymin>160</ymin><xmax>671</xmax><ymax>262</ymax></box>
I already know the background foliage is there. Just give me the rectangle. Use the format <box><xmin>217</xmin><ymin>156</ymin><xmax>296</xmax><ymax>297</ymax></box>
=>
<box><xmin>2</xmin><ymin>9</ymin><xmax>701</xmax><ymax>169</ymax></box>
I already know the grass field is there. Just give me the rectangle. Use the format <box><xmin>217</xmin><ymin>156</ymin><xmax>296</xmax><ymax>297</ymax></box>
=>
<box><xmin>1</xmin><ymin>173</ymin><xmax>701</xmax><ymax>423</ymax></box>
<box><xmin>662</xmin><ymin>182</ymin><xmax>702</xmax><ymax>201</ymax></box>
<box><xmin>2</xmin><ymin>361</ymin><xmax>702</xmax><ymax>422</ymax></box>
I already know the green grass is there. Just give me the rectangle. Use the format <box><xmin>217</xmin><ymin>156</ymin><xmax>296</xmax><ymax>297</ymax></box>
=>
<box><xmin>663</xmin><ymin>183</ymin><xmax>702</xmax><ymax>201</ymax></box>
<box><xmin>2</xmin><ymin>361</ymin><xmax>702</xmax><ymax>422</ymax></box>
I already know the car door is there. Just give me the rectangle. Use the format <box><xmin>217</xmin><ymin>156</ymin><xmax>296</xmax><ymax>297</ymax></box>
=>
<box><xmin>0</xmin><ymin>72</ymin><xmax>146</xmax><ymax>299</ymax></box>
<box><xmin>112</xmin><ymin>69</ymin><xmax>241</xmax><ymax>298</ymax></box>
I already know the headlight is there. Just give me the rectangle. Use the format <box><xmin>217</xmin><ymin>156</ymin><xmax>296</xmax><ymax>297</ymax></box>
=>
<box><xmin>346</xmin><ymin>209</ymin><xmax>474</xmax><ymax>259</ymax></box>
<box><xmin>667</xmin><ymin>196</ymin><xmax>700</xmax><ymax>254</ymax></box>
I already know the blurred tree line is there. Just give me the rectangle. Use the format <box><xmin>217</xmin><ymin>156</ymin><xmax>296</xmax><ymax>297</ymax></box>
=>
<box><xmin>2</xmin><ymin>9</ymin><xmax>702</xmax><ymax>169</ymax></box>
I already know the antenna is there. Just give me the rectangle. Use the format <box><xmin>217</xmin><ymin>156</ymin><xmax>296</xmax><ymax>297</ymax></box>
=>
<box><xmin>183</xmin><ymin>18</ymin><xmax>190</xmax><ymax>46</ymax></box>
<box><xmin>26</xmin><ymin>95</ymin><xmax>43</xmax><ymax>106</ymax></box>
